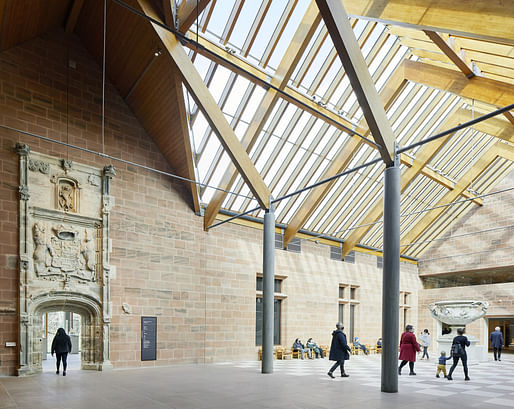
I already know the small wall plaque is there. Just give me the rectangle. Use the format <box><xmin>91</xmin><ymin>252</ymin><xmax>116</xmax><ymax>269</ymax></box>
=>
<box><xmin>141</xmin><ymin>316</ymin><xmax>157</xmax><ymax>361</ymax></box>
<box><xmin>5</xmin><ymin>342</ymin><xmax>16</xmax><ymax>347</ymax></box>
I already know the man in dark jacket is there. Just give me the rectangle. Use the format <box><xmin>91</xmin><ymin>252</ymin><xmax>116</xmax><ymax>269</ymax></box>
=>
<box><xmin>51</xmin><ymin>327</ymin><xmax>72</xmax><ymax>376</ymax></box>
<box><xmin>490</xmin><ymin>327</ymin><xmax>504</xmax><ymax>362</ymax></box>
<box><xmin>327</xmin><ymin>322</ymin><xmax>351</xmax><ymax>378</ymax></box>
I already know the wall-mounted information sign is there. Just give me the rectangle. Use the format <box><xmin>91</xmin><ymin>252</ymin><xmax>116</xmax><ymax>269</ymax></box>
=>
<box><xmin>141</xmin><ymin>316</ymin><xmax>157</xmax><ymax>361</ymax></box>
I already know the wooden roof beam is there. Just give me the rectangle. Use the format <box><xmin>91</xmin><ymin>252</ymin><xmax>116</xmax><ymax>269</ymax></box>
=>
<box><xmin>403</xmin><ymin>60</ymin><xmax>514</xmax><ymax>108</ymax></box>
<box><xmin>203</xmin><ymin>1</ymin><xmax>322</xmax><ymax>229</ymax></box>
<box><xmin>137</xmin><ymin>0</ymin><xmax>270</xmax><ymax>210</ymax></box>
<box><xmin>171</xmin><ymin>71</ymin><xmax>201</xmax><ymax>213</ymax></box>
<box><xmin>423</xmin><ymin>30</ymin><xmax>474</xmax><ymax>78</ymax></box>
<box><xmin>316</xmin><ymin>0</ymin><xmax>396</xmax><ymax>165</ymax></box>
<box><xmin>178</xmin><ymin>0</ymin><xmax>211</xmax><ymax>34</ymax></box>
<box><xmin>341</xmin><ymin>0</ymin><xmax>514</xmax><ymax>45</ymax></box>
<box><xmin>65</xmin><ymin>0</ymin><xmax>85</xmax><ymax>33</ymax></box>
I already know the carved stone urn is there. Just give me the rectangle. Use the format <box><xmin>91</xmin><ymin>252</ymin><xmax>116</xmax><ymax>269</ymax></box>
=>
<box><xmin>429</xmin><ymin>300</ymin><xmax>488</xmax><ymax>363</ymax></box>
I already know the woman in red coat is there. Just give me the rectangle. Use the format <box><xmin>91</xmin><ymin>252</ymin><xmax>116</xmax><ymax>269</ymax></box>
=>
<box><xmin>398</xmin><ymin>324</ymin><xmax>420</xmax><ymax>375</ymax></box>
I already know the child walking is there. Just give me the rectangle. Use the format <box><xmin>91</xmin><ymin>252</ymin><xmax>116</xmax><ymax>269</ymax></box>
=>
<box><xmin>436</xmin><ymin>351</ymin><xmax>452</xmax><ymax>378</ymax></box>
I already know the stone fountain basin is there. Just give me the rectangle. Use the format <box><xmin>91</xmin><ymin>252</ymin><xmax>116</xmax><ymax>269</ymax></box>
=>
<box><xmin>429</xmin><ymin>300</ymin><xmax>488</xmax><ymax>325</ymax></box>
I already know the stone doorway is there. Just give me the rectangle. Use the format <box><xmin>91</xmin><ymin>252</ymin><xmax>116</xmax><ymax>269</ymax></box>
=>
<box><xmin>24</xmin><ymin>293</ymin><xmax>104</xmax><ymax>375</ymax></box>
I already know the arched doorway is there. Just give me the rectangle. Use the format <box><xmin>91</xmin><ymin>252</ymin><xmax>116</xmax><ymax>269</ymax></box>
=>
<box><xmin>25</xmin><ymin>292</ymin><xmax>105</xmax><ymax>374</ymax></box>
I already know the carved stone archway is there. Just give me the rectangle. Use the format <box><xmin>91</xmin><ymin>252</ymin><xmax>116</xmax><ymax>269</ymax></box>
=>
<box><xmin>28</xmin><ymin>292</ymin><xmax>104</xmax><ymax>373</ymax></box>
<box><xmin>16</xmin><ymin>145</ymin><xmax>115</xmax><ymax>376</ymax></box>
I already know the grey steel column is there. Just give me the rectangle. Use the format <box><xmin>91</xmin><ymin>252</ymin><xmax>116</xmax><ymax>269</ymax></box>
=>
<box><xmin>381</xmin><ymin>151</ymin><xmax>400</xmax><ymax>393</ymax></box>
<box><xmin>262</xmin><ymin>201</ymin><xmax>275</xmax><ymax>374</ymax></box>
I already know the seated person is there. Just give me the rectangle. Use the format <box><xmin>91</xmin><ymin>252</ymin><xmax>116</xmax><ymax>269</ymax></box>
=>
<box><xmin>376</xmin><ymin>337</ymin><xmax>382</xmax><ymax>348</ymax></box>
<box><xmin>292</xmin><ymin>338</ymin><xmax>312</xmax><ymax>359</ymax></box>
<box><xmin>306</xmin><ymin>338</ymin><xmax>324</xmax><ymax>359</ymax></box>
<box><xmin>353</xmin><ymin>337</ymin><xmax>369</xmax><ymax>355</ymax></box>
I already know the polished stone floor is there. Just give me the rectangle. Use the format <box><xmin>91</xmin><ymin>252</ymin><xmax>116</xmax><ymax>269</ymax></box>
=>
<box><xmin>1</xmin><ymin>353</ymin><xmax>513</xmax><ymax>409</ymax></box>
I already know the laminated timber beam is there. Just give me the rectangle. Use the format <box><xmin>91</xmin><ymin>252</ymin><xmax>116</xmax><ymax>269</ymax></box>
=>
<box><xmin>136</xmin><ymin>0</ymin><xmax>270</xmax><ymax>210</ymax></box>
<box><xmin>203</xmin><ymin>1</ymin><xmax>321</xmax><ymax>230</ymax></box>
<box><xmin>341</xmin><ymin>0</ymin><xmax>514</xmax><ymax>45</ymax></box>
<box><xmin>171</xmin><ymin>71</ymin><xmax>201</xmax><ymax>213</ymax></box>
<box><xmin>65</xmin><ymin>0</ymin><xmax>85</xmax><ymax>33</ymax></box>
<box><xmin>316</xmin><ymin>0</ymin><xmax>396</xmax><ymax>165</ymax></box>
<box><xmin>177</xmin><ymin>0</ymin><xmax>211</xmax><ymax>33</ymax></box>
<box><xmin>422</xmin><ymin>30</ymin><xmax>475</xmax><ymax>78</ymax></box>
<box><xmin>400</xmin><ymin>141</ymin><xmax>514</xmax><ymax>251</ymax></box>
<box><xmin>184</xmin><ymin>31</ymin><xmax>367</xmax><ymax>137</ymax></box>
<box><xmin>403</xmin><ymin>60</ymin><xmax>514</xmax><ymax>109</ymax></box>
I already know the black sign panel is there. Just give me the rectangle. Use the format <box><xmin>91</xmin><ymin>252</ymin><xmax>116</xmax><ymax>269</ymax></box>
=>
<box><xmin>141</xmin><ymin>316</ymin><xmax>157</xmax><ymax>361</ymax></box>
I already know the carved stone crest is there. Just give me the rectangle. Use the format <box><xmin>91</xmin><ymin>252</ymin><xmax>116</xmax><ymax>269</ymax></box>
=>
<box><xmin>32</xmin><ymin>222</ymin><xmax>97</xmax><ymax>281</ymax></box>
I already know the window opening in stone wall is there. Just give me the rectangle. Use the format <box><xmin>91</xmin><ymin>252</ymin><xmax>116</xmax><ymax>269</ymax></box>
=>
<box><xmin>275</xmin><ymin>232</ymin><xmax>283</xmax><ymax>249</ymax></box>
<box><xmin>256</xmin><ymin>277</ymin><xmax>282</xmax><ymax>292</ymax></box>
<box><xmin>400</xmin><ymin>291</ymin><xmax>411</xmax><ymax>334</ymax></box>
<box><xmin>256</xmin><ymin>276</ymin><xmax>285</xmax><ymax>346</ymax></box>
<box><xmin>377</xmin><ymin>256</ymin><xmax>383</xmax><ymax>268</ymax></box>
<box><xmin>343</xmin><ymin>250</ymin><xmax>355</xmax><ymax>263</ymax></box>
<box><xmin>330</xmin><ymin>245</ymin><xmax>342</xmax><ymax>260</ymax></box>
<box><xmin>349</xmin><ymin>304</ymin><xmax>355</xmax><ymax>342</ymax></box>
<box><xmin>286</xmin><ymin>237</ymin><xmax>301</xmax><ymax>253</ymax></box>
<box><xmin>339</xmin><ymin>303</ymin><xmax>345</xmax><ymax>324</ymax></box>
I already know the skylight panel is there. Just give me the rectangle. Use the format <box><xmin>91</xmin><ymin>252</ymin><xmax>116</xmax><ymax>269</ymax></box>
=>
<box><xmin>376</xmin><ymin>45</ymin><xmax>409</xmax><ymax>92</ymax></box>
<box><xmin>316</xmin><ymin>59</ymin><xmax>342</xmax><ymax>99</ymax></box>
<box><xmin>280</xmin><ymin>190</ymin><xmax>308</xmax><ymax>224</ymax></box>
<box><xmin>191</xmin><ymin>112</ymin><xmax>210</xmax><ymax>154</ymax></box>
<box><xmin>206</xmin><ymin>0</ymin><xmax>237</xmax><ymax>39</ymax></box>
<box><xmin>301</xmin><ymin>118</ymin><xmax>325</xmax><ymax>150</ymax></box>
<box><xmin>301</xmin><ymin>35</ymin><xmax>334</xmax><ymax>90</ymax></box>
<box><xmin>203</xmin><ymin>152</ymin><xmax>232</xmax><ymax>204</ymax></box>
<box><xmin>267</xmin><ymin>0</ymin><xmax>311</xmax><ymax>70</ymax></box>
<box><xmin>360</xmin><ymin>23</ymin><xmax>386</xmax><ymax>59</ymax></box>
<box><xmin>273</xmin><ymin>104</ymin><xmax>297</xmax><ymax>136</ymax></box>
<box><xmin>290</xmin><ymin>23</ymin><xmax>324</xmax><ymax>82</ymax></box>
<box><xmin>368</xmin><ymin>35</ymin><xmax>397</xmax><ymax>76</ymax></box>
<box><xmin>197</xmin><ymin>133</ymin><xmax>222</xmax><ymax>182</ymax></box>
<box><xmin>391</xmin><ymin>86</ymin><xmax>427</xmax><ymax>132</ymax></box>
<box><xmin>223</xmin><ymin>76</ymin><xmax>251</xmax><ymax>118</ymax></box>
<box><xmin>326</xmin><ymin>133</ymin><xmax>348</xmax><ymax>160</ymax></box>
<box><xmin>229</xmin><ymin>184</ymin><xmax>251</xmax><ymax>211</ymax></box>
<box><xmin>228</xmin><ymin>0</ymin><xmax>262</xmax><ymax>50</ymax></box>
<box><xmin>248</xmin><ymin>1</ymin><xmax>288</xmax><ymax>62</ymax></box>
<box><xmin>240</xmin><ymin>85</ymin><xmax>267</xmax><ymax>124</ymax></box>
<box><xmin>255</xmin><ymin>134</ymin><xmax>280</xmax><ymax>173</ymax></box>
<box><xmin>234</xmin><ymin>121</ymin><xmax>249</xmax><ymax>142</ymax></box>
<box><xmin>287</xmin><ymin>111</ymin><xmax>311</xmax><ymax>144</ymax></box>
<box><xmin>264</xmin><ymin>143</ymin><xmax>294</xmax><ymax>185</ymax></box>
<box><xmin>396</xmin><ymin>90</ymin><xmax>438</xmax><ymax>144</ymax></box>
<box><xmin>314</xmin><ymin>126</ymin><xmax>337</xmax><ymax>155</ymax></box>
<box><xmin>209</xmin><ymin>65</ymin><xmax>233</xmax><ymax>104</ymax></box>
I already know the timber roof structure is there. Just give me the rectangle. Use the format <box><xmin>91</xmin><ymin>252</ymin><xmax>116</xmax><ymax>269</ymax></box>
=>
<box><xmin>1</xmin><ymin>0</ymin><xmax>513</xmax><ymax>261</ymax></box>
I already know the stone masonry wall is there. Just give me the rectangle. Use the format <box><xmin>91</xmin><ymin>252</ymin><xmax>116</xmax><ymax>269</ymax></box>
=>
<box><xmin>0</xmin><ymin>30</ymin><xmax>421</xmax><ymax>375</ymax></box>
<box><xmin>419</xmin><ymin>170</ymin><xmax>514</xmax><ymax>275</ymax></box>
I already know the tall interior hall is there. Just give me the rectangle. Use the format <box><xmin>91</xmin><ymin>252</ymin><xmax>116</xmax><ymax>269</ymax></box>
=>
<box><xmin>0</xmin><ymin>0</ymin><xmax>513</xmax><ymax>408</ymax></box>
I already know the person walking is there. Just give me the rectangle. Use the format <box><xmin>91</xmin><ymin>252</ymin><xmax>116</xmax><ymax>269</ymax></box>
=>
<box><xmin>447</xmin><ymin>327</ymin><xmax>471</xmax><ymax>381</ymax></box>
<box><xmin>51</xmin><ymin>327</ymin><xmax>72</xmax><ymax>376</ymax></box>
<box><xmin>327</xmin><ymin>322</ymin><xmax>351</xmax><ymax>378</ymax></box>
<box><xmin>398</xmin><ymin>324</ymin><xmax>420</xmax><ymax>375</ymax></box>
<box><xmin>490</xmin><ymin>326</ymin><xmax>504</xmax><ymax>362</ymax></box>
<box><xmin>419</xmin><ymin>329</ymin><xmax>431</xmax><ymax>360</ymax></box>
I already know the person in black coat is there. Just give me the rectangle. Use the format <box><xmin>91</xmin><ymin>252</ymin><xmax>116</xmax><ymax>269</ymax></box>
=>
<box><xmin>489</xmin><ymin>327</ymin><xmax>504</xmax><ymax>362</ymax></box>
<box><xmin>447</xmin><ymin>327</ymin><xmax>471</xmax><ymax>381</ymax></box>
<box><xmin>51</xmin><ymin>327</ymin><xmax>72</xmax><ymax>376</ymax></box>
<box><xmin>327</xmin><ymin>322</ymin><xmax>351</xmax><ymax>378</ymax></box>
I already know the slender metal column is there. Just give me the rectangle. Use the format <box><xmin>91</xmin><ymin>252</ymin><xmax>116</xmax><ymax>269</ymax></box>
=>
<box><xmin>381</xmin><ymin>150</ymin><xmax>400</xmax><ymax>393</ymax></box>
<box><xmin>262</xmin><ymin>201</ymin><xmax>275</xmax><ymax>374</ymax></box>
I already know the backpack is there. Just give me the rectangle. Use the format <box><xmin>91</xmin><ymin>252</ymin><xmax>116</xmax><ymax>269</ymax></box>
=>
<box><xmin>451</xmin><ymin>342</ymin><xmax>464</xmax><ymax>357</ymax></box>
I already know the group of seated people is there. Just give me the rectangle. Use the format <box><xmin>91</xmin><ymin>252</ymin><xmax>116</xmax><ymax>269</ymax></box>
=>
<box><xmin>292</xmin><ymin>338</ymin><xmax>324</xmax><ymax>359</ymax></box>
<box><xmin>292</xmin><ymin>337</ymin><xmax>383</xmax><ymax>359</ymax></box>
